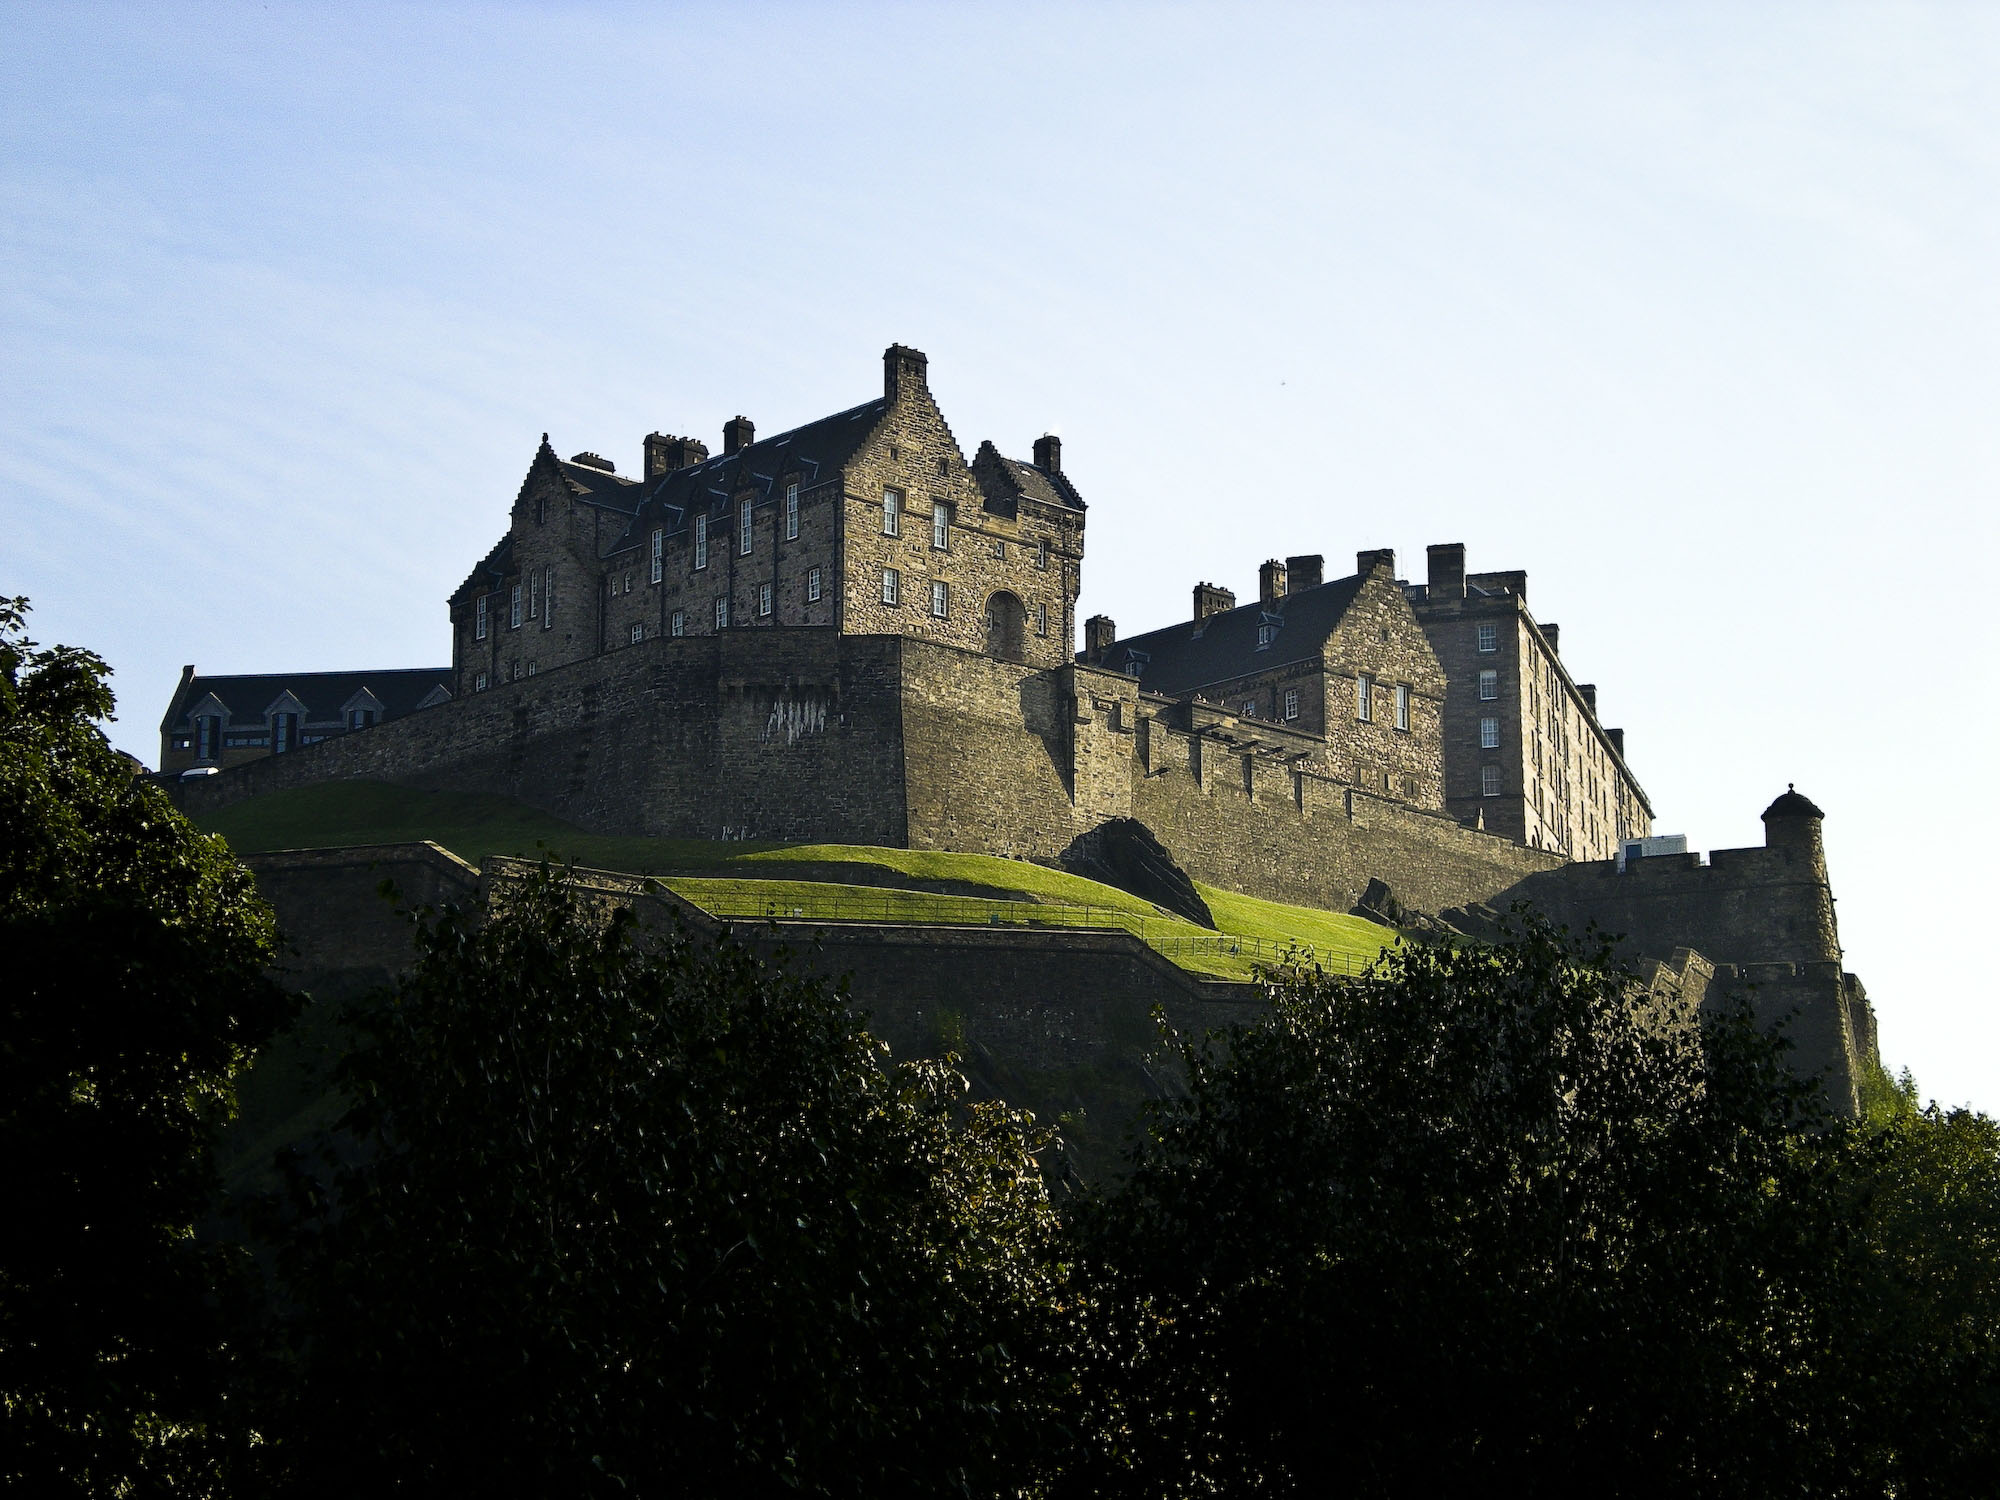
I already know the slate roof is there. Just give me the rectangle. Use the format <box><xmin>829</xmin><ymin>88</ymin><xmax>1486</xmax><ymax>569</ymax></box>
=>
<box><xmin>611</xmin><ymin>398</ymin><xmax>893</xmax><ymax>553</ymax></box>
<box><xmin>163</xmin><ymin>667</ymin><xmax>453</xmax><ymax>731</ymax></box>
<box><xmin>1093</xmin><ymin>574</ymin><xmax>1368</xmax><ymax>697</ymax></box>
<box><xmin>972</xmin><ymin>439</ymin><xmax>1086</xmax><ymax>513</ymax></box>
<box><xmin>1762</xmin><ymin>786</ymin><xmax>1825</xmax><ymax>821</ymax></box>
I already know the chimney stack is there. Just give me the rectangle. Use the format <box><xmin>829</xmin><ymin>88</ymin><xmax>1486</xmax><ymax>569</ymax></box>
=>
<box><xmin>1356</xmin><ymin>548</ymin><xmax>1395</xmax><ymax>578</ymax></box>
<box><xmin>884</xmin><ymin>343</ymin><xmax>929</xmax><ymax>401</ymax></box>
<box><xmin>1427</xmin><ymin>542</ymin><xmax>1466</xmax><ymax>599</ymax></box>
<box><xmin>722</xmin><ymin>416</ymin><xmax>755</xmax><ymax>455</ymax></box>
<box><xmin>1285</xmin><ymin>554</ymin><xmax>1324</xmax><ymax>591</ymax></box>
<box><xmin>1607</xmin><ymin>727</ymin><xmax>1625</xmax><ymax>757</ymax></box>
<box><xmin>1033</xmin><ymin>433</ymin><xmax>1062</xmax><ymax>472</ymax></box>
<box><xmin>1083</xmin><ymin>614</ymin><xmax>1118</xmax><ymax>665</ymax></box>
<box><xmin>1578</xmin><ymin>684</ymin><xmax>1598</xmax><ymax>718</ymax></box>
<box><xmin>645</xmin><ymin>432</ymin><xmax>709</xmax><ymax>478</ymax></box>
<box><xmin>1259</xmin><ymin>559</ymin><xmax>1288</xmax><ymax>606</ymax></box>
<box><xmin>1193</xmin><ymin>582</ymin><xmax>1236</xmax><ymax>621</ymax></box>
<box><xmin>1541</xmin><ymin>622</ymin><xmax>1560</xmax><ymax>656</ymax></box>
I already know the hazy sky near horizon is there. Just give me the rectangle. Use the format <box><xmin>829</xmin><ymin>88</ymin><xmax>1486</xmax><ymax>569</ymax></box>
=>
<box><xmin>5</xmin><ymin>2</ymin><xmax>1996</xmax><ymax>1109</ymax></box>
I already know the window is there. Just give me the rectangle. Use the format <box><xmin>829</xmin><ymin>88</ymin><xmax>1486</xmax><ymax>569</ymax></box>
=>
<box><xmin>527</xmin><ymin>661</ymin><xmax>537</xmax><ymax>676</ymax></box>
<box><xmin>1257</xmin><ymin>616</ymin><xmax>1280</xmax><ymax>648</ymax></box>
<box><xmin>1125</xmin><ymin>661</ymin><xmax>1142</xmax><ymax>678</ymax></box>
<box><xmin>510</xmin><ymin>584</ymin><xmax>522</xmax><ymax>628</ymax></box>
<box><xmin>475</xmin><ymin>595</ymin><xmax>488</xmax><ymax>640</ymax></box>
<box><xmin>475</xmin><ymin>672</ymin><xmax>488</xmax><ymax>692</ymax></box>
<box><xmin>932</xmin><ymin>502</ymin><xmax>951</xmax><ymax>550</ymax></box>
<box><xmin>1283</xmin><ymin>688</ymin><xmax>1300</xmax><ymax>721</ymax></box>
<box><xmin>715</xmin><ymin>596</ymin><xmax>729</xmax><ymax>630</ymax></box>
<box><xmin>1242</xmin><ymin>700</ymin><xmax>1257</xmax><ymax>718</ymax></box>
<box><xmin>348</xmin><ymin>709</ymin><xmax>376</xmax><ymax>731</ymax></box>
<box><xmin>1480</xmin><ymin>715</ymin><xmax>1501</xmax><ymax>750</ymax></box>
<box><xmin>1476</xmin><ymin>622</ymin><xmax>1498</xmax><ymax>653</ymax></box>
<box><xmin>630</xmin><ymin>623</ymin><xmax>644</xmax><ymax>645</ymax></box>
<box><xmin>1478</xmin><ymin>669</ymin><xmax>1499</xmax><ymax>701</ymax></box>
<box><xmin>194</xmin><ymin>716</ymin><xmax>218</xmax><ymax>759</ymax></box>
<box><xmin>786</xmin><ymin>483</ymin><xmax>799</xmax><ymax>539</ymax></box>
<box><xmin>759</xmin><ymin>582</ymin><xmax>773</xmax><ymax>617</ymax></box>
<box><xmin>990</xmin><ymin>538</ymin><xmax>1005</xmax><ymax>559</ymax></box>
<box><xmin>883</xmin><ymin>488</ymin><xmax>901</xmax><ymax>536</ymax></box>
<box><xmin>529</xmin><ymin>570</ymin><xmax>540</xmax><ymax>619</ymax></box>
<box><xmin>1356</xmin><ymin>674</ymin><xmax>1373</xmax><ymax>722</ymax></box>
<box><xmin>1034</xmin><ymin>603</ymin><xmax>1047</xmax><ymax>636</ymax></box>
<box><xmin>671</xmin><ymin>610</ymin><xmax>685</xmax><ymax>637</ymax></box>
<box><xmin>931</xmin><ymin>579</ymin><xmax>948</xmax><ymax>617</ymax></box>
<box><xmin>651</xmin><ymin>528</ymin><xmax>664</xmax><ymax>583</ymax></box>
<box><xmin>543</xmin><ymin>566</ymin><xmax>554</xmax><ymax>625</ymax></box>
<box><xmin>624</xmin><ymin>572</ymin><xmax>633</xmax><ymax>594</ymax></box>
<box><xmin>807</xmin><ymin>567</ymin><xmax>822</xmax><ymax>602</ymax></box>
<box><xmin>881</xmin><ymin>567</ymin><xmax>900</xmax><ymax>605</ymax></box>
<box><xmin>694</xmin><ymin>514</ymin><xmax>709</xmax><ymax>569</ymax></box>
<box><xmin>1037</xmin><ymin>538</ymin><xmax>1048</xmax><ymax>571</ymax></box>
<box><xmin>739</xmin><ymin>499</ymin><xmax>753</xmax><ymax>556</ymax></box>
<box><xmin>1481</xmin><ymin>764</ymin><xmax>1503</xmax><ymax>797</ymax></box>
<box><xmin>273</xmin><ymin>713</ymin><xmax>298</xmax><ymax>754</ymax></box>
<box><xmin>1395</xmin><ymin>682</ymin><xmax>1411</xmax><ymax>731</ymax></box>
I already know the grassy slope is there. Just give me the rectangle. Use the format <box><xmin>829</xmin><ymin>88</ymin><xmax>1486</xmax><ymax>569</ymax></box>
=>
<box><xmin>197</xmin><ymin>780</ymin><xmax>1397</xmax><ymax>979</ymax></box>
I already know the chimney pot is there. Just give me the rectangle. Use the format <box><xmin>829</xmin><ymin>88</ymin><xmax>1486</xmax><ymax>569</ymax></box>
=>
<box><xmin>1427</xmin><ymin>542</ymin><xmax>1466</xmax><ymax>599</ymax></box>
<box><xmin>1542</xmin><ymin>622</ymin><xmax>1560</xmax><ymax>655</ymax></box>
<box><xmin>1083</xmin><ymin>614</ymin><xmax>1118</xmax><ymax>665</ymax></box>
<box><xmin>723</xmin><ymin>416</ymin><xmax>754</xmax><ymax>455</ymax></box>
<box><xmin>1033</xmin><ymin>433</ymin><xmax>1061</xmax><ymax>472</ymax></box>
<box><xmin>1578</xmin><ymin>683</ymin><xmax>1597</xmax><ymax>717</ymax></box>
<box><xmin>1285</xmin><ymin>554</ymin><xmax>1324</xmax><ymax>591</ymax></box>
<box><xmin>1259</xmin><ymin>559</ymin><xmax>1288</xmax><ymax>606</ymax></box>
<box><xmin>1193</xmin><ymin>582</ymin><xmax>1236</xmax><ymax>621</ymax></box>
<box><xmin>884</xmin><ymin>343</ymin><xmax>929</xmax><ymax>400</ymax></box>
<box><xmin>1356</xmin><ymin>548</ymin><xmax>1395</xmax><ymax>578</ymax></box>
<box><xmin>1607</xmin><ymin>727</ymin><xmax>1625</xmax><ymax>757</ymax></box>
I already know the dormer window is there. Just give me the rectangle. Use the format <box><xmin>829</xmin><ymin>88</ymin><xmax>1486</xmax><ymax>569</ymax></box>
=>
<box><xmin>272</xmin><ymin>712</ymin><xmax>298</xmax><ymax>753</ymax></box>
<box><xmin>694</xmin><ymin>515</ymin><xmax>709</xmax><ymax>570</ymax></box>
<box><xmin>1256</xmin><ymin>615</ymin><xmax>1281</xmax><ymax>648</ymax></box>
<box><xmin>348</xmin><ymin>708</ymin><xmax>376</xmax><ymax>730</ymax></box>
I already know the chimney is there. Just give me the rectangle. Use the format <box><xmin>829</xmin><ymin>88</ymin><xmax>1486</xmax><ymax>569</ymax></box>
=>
<box><xmin>1259</xmin><ymin>559</ymin><xmax>1288</xmax><ymax>606</ymax></box>
<box><xmin>722</xmin><ymin>416</ymin><xmax>755</xmax><ymax>455</ymax></box>
<box><xmin>1193</xmin><ymin>582</ymin><xmax>1236</xmax><ymax>621</ymax></box>
<box><xmin>1427</xmin><ymin>542</ymin><xmax>1466</xmax><ymax>599</ymax></box>
<box><xmin>1541</xmin><ymin>622</ymin><xmax>1560</xmax><ymax>656</ymax></box>
<box><xmin>884</xmin><ymin>343</ymin><xmax>929</xmax><ymax>401</ymax></box>
<box><xmin>1033</xmin><ymin>433</ymin><xmax>1062</xmax><ymax>472</ymax></box>
<box><xmin>1356</xmin><ymin>548</ymin><xmax>1395</xmax><ymax>578</ymax></box>
<box><xmin>644</xmin><ymin>433</ymin><xmax>709</xmax><ymax>478</ymax></box>
<box><xmin>1285</xmin><ymin>554</ymin><xmax>1324</xmax><ymax>591</ymax></box>
<box><xmin>1607</xmin><ymin>727</ymin><xmax>1625</xmax><ymax>757</ymax></box>
<box><xmin>1578</xmin><ymin>684</ymin><xmax>1598</xmax><ymax>718</ymax></box>
<box><xmin>1083</xmin><ymin>614</ymin><xmax>1118</xmax><ymax>665</ymax></box>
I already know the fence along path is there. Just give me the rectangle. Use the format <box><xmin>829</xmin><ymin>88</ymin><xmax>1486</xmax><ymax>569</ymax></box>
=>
<box><xmin>665</xmin><ymin>879</ymin><xmax>1383</xmax><ymax>979</ymax></box>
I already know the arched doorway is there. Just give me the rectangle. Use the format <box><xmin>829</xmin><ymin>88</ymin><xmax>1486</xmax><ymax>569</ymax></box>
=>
<box><xmin>984</xmin><ymin>590</ymin><xmax>1028</xmax><ymax>663</ymax></box>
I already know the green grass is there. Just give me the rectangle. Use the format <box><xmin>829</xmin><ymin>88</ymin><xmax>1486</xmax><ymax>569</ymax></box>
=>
<box><xmin>197</xmin><ymin>780</ymin><xmax>1399</xmax><ymax>982</ymax></box>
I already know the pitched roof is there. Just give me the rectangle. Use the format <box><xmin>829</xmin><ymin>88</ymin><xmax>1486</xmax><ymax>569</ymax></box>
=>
<box><xmin>611</xmin><ymin>398</ymin><xmax>892</xmax><ymax>552</ymax></box>
<box><xmin>971</xmin><ymin>440</ymin><xmax>1085</xmax><ymax>514</ymax></box>
<box><xmin>1093</xmin><ymin>574</ymin><xmax>1368</xmax><ymax>697</ymax></box>
<box><xmin>164</xmin><ymin>667</ymin><xmax>453</xmax><ymax>729</ymax></box>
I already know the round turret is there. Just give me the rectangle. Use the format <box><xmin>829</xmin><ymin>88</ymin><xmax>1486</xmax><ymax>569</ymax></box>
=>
<box><xmin>1761</xmin><ymin>783</ymin><xmax>1827</xmax><ymax>870</ymax></box>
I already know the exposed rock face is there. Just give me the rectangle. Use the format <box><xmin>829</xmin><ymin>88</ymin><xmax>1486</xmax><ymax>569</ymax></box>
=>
<box><xmin>1062</xmin><ymin>817</ymin><xmax>1215</xmax><ymax>930</ymax></box>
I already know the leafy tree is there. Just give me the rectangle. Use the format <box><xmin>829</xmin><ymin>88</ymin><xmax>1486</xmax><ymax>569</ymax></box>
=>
<box><xmin>0</xmin><ymin>598</ymin><xmax>293</xmax><ymax>1495</ymax></box>
<box><xmin>1064</xmin><ymin>916</ymin><xmax>1893</xmax><ymax>1499</ymax></box>
<box><xmin>257</xmin><ymin>864</ymin><xmax>1081</xmax><ymax>1497</ymax></box>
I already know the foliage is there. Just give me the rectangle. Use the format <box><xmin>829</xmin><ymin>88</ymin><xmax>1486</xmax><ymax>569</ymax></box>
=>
<box><xmin>255</xmin><ymin>864</ymin><xmax>1082</xmax><ymax>1497</ymax></box>
<box><xmin>0</xmin><ymin>598</ymin><xmax>293</xmax><ymax>1495</ymax></box>
<box><xmin>1063</xmin><ymin>914</ymin><xmax>1913</xmax><ymax>1498</ymax></box>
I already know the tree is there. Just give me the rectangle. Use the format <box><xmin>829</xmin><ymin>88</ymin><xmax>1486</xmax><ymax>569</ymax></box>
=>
<box><xmin>1064</xmin><ymin>916</ymin><xmax>1893</xmax><ymax>1499</ymax></box>
<box><xmin>0</xmin><ymin>598</ymin><xmax>294</xmax><ymax>1495</ymax></box>
<box><xmin>257</xmin><ymin>863</ymin><xmax>1081</xmax><ymax>1498</ymax></box>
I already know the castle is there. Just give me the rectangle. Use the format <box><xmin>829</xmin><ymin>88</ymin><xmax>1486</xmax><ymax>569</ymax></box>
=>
<box><xmin>165</xmin><ymin>344</ymin><xmax>1878</xmax><ymax>1111</ymax></box>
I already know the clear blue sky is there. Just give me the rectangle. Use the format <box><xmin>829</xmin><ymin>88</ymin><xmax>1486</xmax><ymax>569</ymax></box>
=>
<box><xmin>5</xmin><ymin>2</ymin><xmax>1995</xmax><ymax>1109</ymax></box>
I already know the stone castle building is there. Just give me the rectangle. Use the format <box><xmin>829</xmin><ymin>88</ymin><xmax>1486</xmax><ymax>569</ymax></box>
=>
<box><xmin>165</xmin><ymin>343</ymin><xmax>1876</xmax><ymax>1110</ymax></box>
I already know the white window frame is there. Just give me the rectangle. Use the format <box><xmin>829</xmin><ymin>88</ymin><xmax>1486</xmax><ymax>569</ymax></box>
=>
<box><xmin>932</xmin><ymin>501</ymin><xmax>951</xmax><ymax>550</ymax></box>
<box><xmin>1037</xmin><ymin>538</ymin><xmax>1048</xmax><ymax>571</ymax></box>
<box><xmin>931</xmin><ymin>579</ymin><xmax>948</xmax><ymax>617</ymax></box>
<box><xmin>715</xmin><ymin>595</ymin><xmax>729</xmax><ymax>630</ymax></box>
<box><xmin>883</xmin><ymin>488</ymin><xmax>901</xmax><ymax>537</ymax></box>
<box><xmin>475</xmin><ymin>595</ymin><xmax>488</xmax><ymax>640</ymax></box>
<box><xmin>1481</xmin><ymin>764</ymin><xmax>1503</xmax><ymax>798</ymax></box>
<box><xmin>1034</xmin><ymin>603</ymin><xmax>1047</xmax><ymax>636</ymax></box>
<box><xmin>1480</xmin><ymin>716</ymin><xmax>1501</xmax><ymax>750</ymax></box>
<box><xmin>1242</xmin><ymin>700</ymin><xmax>1256</xmax><ymax>718</ymax></box>
<box><xmin>671</xmin><ymin>610</ymin><xmax>685</xmax><ymax>637</ymax></box>
<box><xmin>807</xmin><ymin>567</ymin><xmax>822</xmax><ymax>602</ymax></box>
<box><xmin>1476</xmin><ymin>622</ymin><xmax>1498</xmax><ymax>653</ymax></box>
<box><xmin>881</xmin><ymin>567</ymin><xmax>900</xmax><ymax>605</ymax></box>
<box><xmin>1395</xmin><ymin>682</ymin><xmax>1411</xmax><ymax>732</ymax></box>
<box><xmin>510</xmin><ymin>584</ymin><xmax>522</xmax><ymax>629</ymax></box>
<box><xmin>758</xmin><ymin>582</ymin><xmax>773</xmax><ymax>617</ymax></box>
<box><xmin>785</xmin><ymin>483</ymin><xmax>799</xmax><ymax>540</ymax></box>
<box><xmin>1284</xmin><ymin>688</ymin><xmax>1299</xmax><ymax>721</ymax></box>
<box><xmin>629</xmin><ymin>623</ymin><xmax>643</xmax><ymax>645</ymax></box>
<box><xmin>529</xmin><ymin>569</ymin><xmax>540</xmax><ymax>619</ymax></box>
<box><xmin>543</xmin><ymin>566</ymin><xmax>554</xmax><ymax>626</ymax></box>
<box><xmin>651</xmin><ymin>529</ymin><xmax>664</xmax><ymax>583</ymax></box>
<box><xmin>1356</xmin><ymin>673</ymin><xmax>1372</xmax><ymax>722</ymax></box>
<box><xmin>475</xmin><ymin>672</ymin><xmax>488</xmax><ymax>692</ymax></box>
<box><xmin>739</xmin><ymin>499</ymin><xmax>753</xmax><ymax>556</ymax></box>
<box><xmin>1478</xmin><ymin>669</ymin><xmax>1499</xmax><ymax>702</ymax></box>
<box><xmin>694</xmin><ymin>514</ymin><xmax>709</xmax><ymax>570</ymax></box>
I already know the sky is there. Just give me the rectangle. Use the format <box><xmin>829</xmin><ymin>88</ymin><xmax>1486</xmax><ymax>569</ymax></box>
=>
<box><xmin>5</xmin><ymin>1</ymin><xmax>1995</xmax><ymax>1110</ymax></box>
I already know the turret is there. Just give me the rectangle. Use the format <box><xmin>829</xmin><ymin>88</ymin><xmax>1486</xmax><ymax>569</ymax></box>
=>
<box><xmin>1761</xmin><ymin>784</ymin><xmax>1827</xmax><ymax>871</ymax></box>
